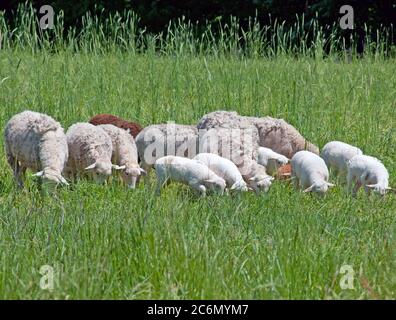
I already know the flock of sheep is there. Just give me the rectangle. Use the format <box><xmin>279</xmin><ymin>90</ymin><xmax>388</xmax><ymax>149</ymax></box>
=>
<box><xmin>3</xmin><ymin>110</ymin><xmax>394</xmax><ymax>197</ymax></box>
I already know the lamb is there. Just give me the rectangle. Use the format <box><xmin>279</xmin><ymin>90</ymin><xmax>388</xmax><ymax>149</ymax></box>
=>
<box><xmin>154</xmin><ymin>156</ymin><xmax>227</xmax><ymax>196</ymax></box>
<box><xmin>89</xmin><ymin>114</ymin><xmax>143</xmax><ymax>139</ymax></box>
<box><xmin>257</xmin><ymin>147</ymin><xmax>290</xmax><ymax>175</ymax></box>
<box><xmin>246</xmin><ymin>116</ymin><xmax>319</xmax><ymax>158</ymax></box>
<box><xmin>241</xmin><ymin>159</ymin><xmax>274</xmax><ymax>193</ymax></box>
<box><xmin>98</xmin><ymin>124</ymin><xmax>146</xmax><ymax>189</ymax></box>
<box><xmin>291</xmin><ymin>150</ymin><xmax>335</xmax><ymax>195</ymax></box>
<box><xmin>4</xmin><ymin>110</ymin><xmax>69</xmax><ymax>188</ymax></box>
<box><xmin>320</xmin><ymin>141</ymin><xmax>363</xmax><ymax>176</ymax></box>
<box><xmin>65</xmin><ymin>123</ymin><xmax>123</xmax><ymax>183</ymax></box>
<box><xmin>193</xmin><ymin>153</ymin><xmax>248</xmax><ymax>192</ymax></box>
<box><xmin>347</xmin><ymin>155</ymin><xmax>395</xmax><ymax>196</ymax></box>
<box><xmin>135</xmin><ymin>123</ymin><xmax>199</xmax><ymax>174</ymax></box>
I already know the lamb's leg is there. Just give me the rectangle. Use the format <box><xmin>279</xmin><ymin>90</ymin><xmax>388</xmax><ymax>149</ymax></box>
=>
<box><xmin>352</xmin><ymin>181</ymin><xmax>362</xmax><ymax>197</ymax></box>
<box><xmin>7</xmin><ymin>153</ymin><xmax>24</xmax><ymax>188</ymax></box>
<box><xmin>155</xmin><ymin>175</ymin><xmax>168</xmax><ymax>195</ymax></box>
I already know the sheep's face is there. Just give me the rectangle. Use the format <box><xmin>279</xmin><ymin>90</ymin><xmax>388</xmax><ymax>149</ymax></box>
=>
<box><xmin>33</xmin><ymin>169</ymin><xmax>69</xmax><ymax>189</ymax></box>
<box><xmin>206</xmin><ymin>177</ymin><xmax>226</xmax><ymax>194</ymax></box>
<box><xmin>92</xmin><ymin>162</ymin><xmax>112</xmax><ymax>184</ymax></box>
<box><xmin>122</xmin><ymin>167</ymin><xmax>143</xmax><ymax>189</ymax></box>
<box><xmin>313</xmin><ymin>183</ymin><xmax>329</xmax><ymax>195</ymax></box>
<box><xmin>230</xmin><ymin>180</ymin><xmax>249</xmax><ymax>192</ymax></box>
<box><xmin>367</xmin><ymin>184</ymin><xmax>387</xmax><ymax>196</ymax></box>
<box><xmin>249</xmin><ymin>175</ymin><xmax>273</xmax><ymax>193</ymax></box>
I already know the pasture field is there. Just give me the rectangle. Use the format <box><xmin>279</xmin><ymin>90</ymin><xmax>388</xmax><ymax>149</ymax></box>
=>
<box><xmin>0</xmin><ymin>9</ymin><xmax>395</xmax><ymax>298</ymax></box>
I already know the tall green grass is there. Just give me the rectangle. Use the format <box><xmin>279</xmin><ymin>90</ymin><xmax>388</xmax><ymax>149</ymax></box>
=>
<box><xmin>0</xmin><ymin>4</ymin><xmax>395</xmax><ymax>299</ymax></box>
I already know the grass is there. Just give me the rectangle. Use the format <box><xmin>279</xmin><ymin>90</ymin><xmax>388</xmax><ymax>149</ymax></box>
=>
<box><xmin>0</xmin><ymin>7</ymin><xmax>396</xmax><ymax>299</ymax></box>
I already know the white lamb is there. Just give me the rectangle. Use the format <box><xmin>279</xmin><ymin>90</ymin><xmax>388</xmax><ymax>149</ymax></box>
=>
<box><xmin>242</xmin><ymin>158</ymin><xmax>274</xmax><ymax>193</ymax></box>
<box><xmin>347</xmin><ymin>154</ymin><xmax>395</xmax><ymax>196</ymax></box>
<box><xmin>257</xmin><ymin>147</ymin><xmax>290</xmax><ymax>175</ymax></box>
<box><xmin>4</xmin><ymin>110</ymin><xmax>69</xmax><ymax>188</ymax></box>
<box><xmin>65</xmin><ymin>123</ymin><xmax>123</xmax><ymax>183</ymax></box>
<box><xmin>193</xmin><ymin>153</ymin><xmax>248</xmax><ymax>191</ymax></box>
<box><xmin>98</xmin><ymin>124</ymin><xmax>146</xmax><ymax>189</ymax></box>
<box><xmin>154</xmin><ymin>156</ymin><xmax>226</xmax><ymax>196</ymax></box>
<box><xmin>291</xmin><ymin>150</ymin><xmax>335</xmax><ymax>195</ymax></box>
<box><xmin>321</xmin><ymin>141</ymin><xmax>363</xmax><ymax>176</ymax></box>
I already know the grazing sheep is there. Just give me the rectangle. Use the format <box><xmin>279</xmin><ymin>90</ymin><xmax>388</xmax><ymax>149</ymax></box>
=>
<box><xmin>241</xmin><ymin>159</ymin><xmax>274</xmax><ymax>193</ymax></box>
<box><xmin>4</xmin><ymin>110</ymin><xmax>69</xmax><ymax>188</ymax></box>
<box><xmin>291</xmin><ymin>150</ymin><xmax>335</xmax><ymax>195</ymax></box>
<box><xmin>89</xmin><ymin>114</ymin><xmax>143</xmax><ymax>138</ymax></box>
<box><xmin>154</xmin><ymin>156</ymin><xmax>226</xmax><ymax>196</ymax></box>
<box><xmin>257</xmin><ymin>147</ymin><xmax>290</xmax><ymax>175</ymax></box>
<box><xmin>193</xmin><ymin>153</ymin><xmax>248</xmax><ymax>192</ymax></box>
<box><xmin>135</xmin><ymin>123</ymin><xmax>198</xmax><ymax>174</ymax></box>
<box><xmin>347</xmin><ymin>155</ymin><xmax>395</xmax><ymax>197</ymax></box>
<box><xmin>98</xmin><ymin>124</ymin><xmax>146</xmax><ymax>189</ymax></box>
<box><xmin>246</xmin><ymin>116</ymin><xmax>319</xmax><ymax>158</ymax></box>
<box><xmin>65</xmin><ymin>123</ymin><xmax>123</xmax><ymax>183</ymax></box>
<box><xmin>320</xmin><ymin>141</ymin><xmax>363</xmax><ymax>177</ymax></box>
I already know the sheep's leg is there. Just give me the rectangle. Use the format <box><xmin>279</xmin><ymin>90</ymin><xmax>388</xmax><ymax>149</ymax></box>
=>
<box><xmin>155</xmin><ymin>175</ymin><xmax>168</xmax><ymax>195</ymax></box>
<box><xmin>364</xmin><ymin>186</ymin><xmax>372</xmax><ymax>196</ymax></box>
<box><xmin>352</xmin><ymin>181</ymin><xmax>362</xmax><ymax>197</ymax></box>
<box><xmin>7</xmin><ymin>153</ymin><xmax>25</xmax><ymax>188</ymax></box>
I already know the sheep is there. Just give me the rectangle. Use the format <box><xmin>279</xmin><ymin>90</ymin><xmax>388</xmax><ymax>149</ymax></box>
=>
<box><xmin>291</xmin><ymin>150</ymin><xmax>335</xmax><ymax>195</ymax></box>
<box><xmin>4</xmin><ymin>110</ymin><xmax>69</xmax><ymax>188</ymax></box>
<box><xmin>320</xmin><ymin>141</ymin><xmax>363</xmax><ymax>177</ymax></box>
<box><xmin>65</xmin><ymin>123</ymin><xmax>123</xmax><ymax>183</ymax></box>
<box><xmin>135</xmin><ymin>123</ymin><xmax>199</xmax><ymax>174</ymax></box>
<box><xmin>257</xmin><ymin>147</ymin><xmax>290</xmax><ymax>175</ymax></box>
<box><xmin>246</xmin><ymin>116</ymin><xmax>319</xmax><ymax>158</ymax></box>
<box><xmin>347</xmin><ymin>154</ymin><xmax>395</xmax><ymax>197</ymax></box>
<box><xmin>193</xmin><ymin>153</ymin><xmax>248</xmax><ymax>192</ymax></box>
<box><xmin>98</xmin><ymin>124</ymin><xmax>146</xmax><ymax>189</ymax></box>
<box><xmin>89</xmin><ymin>114</ymin><xmax>143</xmax><ymax>139</ymax></box>
<box><xmin>154</xmin><ymin>156</ymin><xmax>226</xmax><ymax>196</ymax></box>
<box><xmin>241</xmin><ymin>158</ymin><xmax>274</xmax><ymax>193</ymax></box>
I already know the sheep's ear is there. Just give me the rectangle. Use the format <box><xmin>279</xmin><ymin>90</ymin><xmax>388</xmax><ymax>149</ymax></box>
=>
<box><xmin>249</xmin><ymin>177</ymin><xmax>256</xmax><ymax>181</ymax></box>
<box><xmin>366</xmin><ymin>184</ymin><xmax>377</xmax><ymax>189</ymax></box>
<box><xmin>303</xmin><ymin>184</ymin><xmax>315</xmax><ymax>193</ymax></box>
<box><xmin>327</xmin><ymin>182</ymin><xmax>336</xmax><ymax>187</ymax></box>
<box><xmin>386</xmin><ymin>187</ymin><xmax>396</xmax><ymax>194</ymax></box>
<box><xmin>230</xmin><ymin>182</ymin><xmax>238</xmax><ymax>190</ymax></box>
<box><xmin>139</xmin><ymin>168</ymin><xmax>147</xmax><ymax>175</ymax></box>
<box><xmin>112</xmin><ymin>164</ymin><xmax>126</xmax><ymax>170</ymax></box>
<box><xmin>247</xmin><ymin>187</ymin><xmax>254</xmax><ymax>191</ymax></box>
<box><xmin>266</xmin><ymin>176</ymin><xmax>275</xmax><ymax>182</ymax></box>
<box><xmin>59</xmin><ymin>176</ymin><xmax>69</xmax><ymax>186</ymax></box>
<box><xmin>85</xmin><ymin>163</ymin><xmax>96</xmax><ymax>171</ymax></box>
<box><xmin>32</xmin><ymin>171</ymin><xmax>44</xmax><ymax>177</ymax></box>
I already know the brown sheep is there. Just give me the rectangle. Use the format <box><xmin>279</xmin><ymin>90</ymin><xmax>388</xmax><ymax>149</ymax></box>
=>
<box><xmin>89</xmin><ymin>114</ymin><xmax>143</xmax><ymax>139</ymax></box>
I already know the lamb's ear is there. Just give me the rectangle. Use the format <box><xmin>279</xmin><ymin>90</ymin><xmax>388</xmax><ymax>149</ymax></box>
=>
<box><xmin>327</xmin><ymin>182</ymin><xmax>336</xmax><ymax>187</ymax></box>
<box><xmin>365</xmin><ymin>184</ymin><xmax>377</xmax><ymax>189</ymax></box>
<box><xmin>386</xmin><ymin>187</ymin><xmax>396</xmax><ymax>194</ymax></box>
<box><xmin>230</xmin><ymin>182</ymin><xmax>238</xmax><ymax>190</ymax></box>
<box><xmin>303</xmin><ymin>184</ymin><xmax>315</xmax><ymax>193</ymax></box>
<box><xmin>32</xmin><ymin>171</ymin><xmax>44</xmax><ymax>177</ymax></box>
<box><xmin>249</xmin><ymin>177</ymin><xmax>256</xmax><ymax>181</ymax></box>
<box><xmin>59</xmin><ymin>176</ymin><xmax>69</xmax><ymax>186</ymax></box>
<box><xmin>139</xmin><ymin>168</ymin><xmax>147</xmax><ymax>175</ymax></box>
<box><xmin>112</xmin><ymin>164</ymin><xmax>126</xmax><ymax>170</ymax></box>
<box><xmin>85</xmin><ymin>163</ymin><xmax>96</xmax><ymax>171</ymax></box>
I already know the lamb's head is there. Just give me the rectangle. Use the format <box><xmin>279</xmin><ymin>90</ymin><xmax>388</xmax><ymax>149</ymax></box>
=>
<box><xmin>120</xmin><ymin>165</ymin><xmax>147</xmax><ymax>189</ymax></box>
<box><xmin>85</xmin><ymin>161</ymin><xmax>123</xmax><ymax>184</ymax></box>
<box><xmin>366</xmin><ymin>183</ymin><xmax>395</xmax><ymax>197</ymax></box>
<box><xmin>33</xmin><ymin>168</ymin><xmax>69</xmax><ymax>188</ymax></box>
<box><xmin>249</xmin><ymin>175</ymin><xmax>274</xmax><ymax>193</ymax></box>
<box><xmin>304</xmin><ymin>181</ymin><xmax>335</xmax><ymax>195</ymax></box>
<box><xmin>204</xmin><ymin>176</ymin><xmax>227</xmax><ymax>195</ymax></box>
<box><xmin>230</xmin><ymin>179</ymin><xmax>249</xmax><ymax>192</ymax></box>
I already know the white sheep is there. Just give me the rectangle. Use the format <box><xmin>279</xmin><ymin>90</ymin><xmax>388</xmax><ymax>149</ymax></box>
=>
<box><xmin>193</xmin><ymin>153</ymin><xmax>248</xmax><ymax>192</ymax></box>
<box><xmin>65</xmin><ymin>123</ymin><xmax>123</xmax><ymax>183</ymax></box>
<box><xmin>347</xmin><ymin>154</ymin><xmax>395</xmax><ymax>196</ymax></box>
<box><xmin>154</xmin><ymin>156</ymin><xmax>226</xmax><ymax>196</ymax></box>
<box><xmin>4</xmin><ymin>110</ymin><xmax>69</xmax><ymax>188</ymax></box>
<box><xmin>257</xmin><ymin>147</ymin><xmax>290</xmax><ymax>175</ymax></box>
<box><xmin>321</xmin><ymin>141</ymin><xmax>362</xmax><ymax>176</ymax></box>
<box><xmin>241</xmin><ymin>158</ymin><xmax>274</xmax><ymax>193</ymax></box>
<box><xmin>291</xmin><ymin>150</ymin><xmax>335</xmax><ymax>195</ymax></box>
<box><xmin>98</xmin><ymin>124</ymin><xmax>146</xmax><ymax>189</ymax></box>
<box><xmin>135</xmin><ymin>123</ymin><xmax>198</xmax><ymax>174</ymax></box>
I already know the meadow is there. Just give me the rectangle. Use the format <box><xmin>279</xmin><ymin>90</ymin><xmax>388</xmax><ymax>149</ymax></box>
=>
<box><xmin>0</xmin><ymin>8</ymin><xmax>395</xmax><ymax>299</ymax></box>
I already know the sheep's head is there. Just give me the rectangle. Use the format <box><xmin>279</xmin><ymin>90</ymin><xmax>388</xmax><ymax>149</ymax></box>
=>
<box><xmin>249</xmin><ymin>175</ymin><xmax>274</xmax><ymax>193</ymax></box>
<box><xmin>366</xmin><ymin>183</ymin><xmax>394</xmax><ymax>197</ymax></box>
<box><xmin>304</xmin><ymin>181</ymin><xmax>335</xmax><ymax>195</ymax></box>
<box><xmin>85</xmin><ymin>161</ymin><xmax>122</xmax><ymax>184</ymax></box>
<box><xmin>205</xmin><ymin>177</ymin><xmax>226</xmax><ymax>195</ymax></box>
<box><xmin>33</xmin><ymin>168</ymin><xmax>69</xmax><ymax>188</ymax></box>
<box><xmin>120</xmin><ymin>165</ymin><xmax>146</xmax><ymax>189</ymax></box>
<box><xmin>230</xmin><ymin>180</ymin><xmax>249</xmax><ymax>192</ymax></box>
